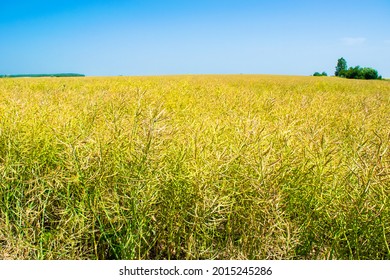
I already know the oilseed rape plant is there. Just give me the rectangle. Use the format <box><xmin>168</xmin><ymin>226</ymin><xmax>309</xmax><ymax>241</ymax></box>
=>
<box><xmin>0</xmin><ymin>75</ymin><xmax>389</xmax><ymax>259</ymax></box>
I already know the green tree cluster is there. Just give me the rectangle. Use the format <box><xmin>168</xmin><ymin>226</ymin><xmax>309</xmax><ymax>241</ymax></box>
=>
<box><xmin>334</xmin><ymin>58</ymin><xmax>381</xmax><ymax>80</ymax></box>
<box><xmin>313</xmin><ymin>72</ymin><xmax>328</xmax><ymax>77</ymax></box>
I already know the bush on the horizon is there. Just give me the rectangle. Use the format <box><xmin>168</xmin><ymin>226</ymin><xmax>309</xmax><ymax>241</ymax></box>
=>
<box><xmin>313</xmin><ymin>72</ymin><xmax>327</xmax><ymax>77</ymax></box>
<box><xmin>344</xmin><ymin>66</ymin><xmax>380</xmax><ymax>80</ymax></box>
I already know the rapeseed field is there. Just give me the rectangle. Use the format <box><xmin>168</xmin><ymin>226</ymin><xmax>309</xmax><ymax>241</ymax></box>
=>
<box><xmin>0</xmin><ymin>75</ymin><xmax>389</xmax><ymax>259</ymax></box>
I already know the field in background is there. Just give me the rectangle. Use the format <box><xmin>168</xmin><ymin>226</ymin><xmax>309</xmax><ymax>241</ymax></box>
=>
<box><xmin>0</xmin><ymin>75</ymin><xmax>389</xmax><ymax>259</ymax></box>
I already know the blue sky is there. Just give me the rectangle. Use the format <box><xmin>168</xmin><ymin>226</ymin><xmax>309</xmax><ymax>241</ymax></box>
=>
<box><xmin>1</xmin><ymin>0</ymin><xmax>389</xmax><ymax>77</ymax></box>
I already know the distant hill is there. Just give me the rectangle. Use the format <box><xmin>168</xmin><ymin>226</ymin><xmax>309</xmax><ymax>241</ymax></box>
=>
<box><xmin>0</xmin><ymin>73</ymin><xmax>85</xmax><ymax>78</ymax></box>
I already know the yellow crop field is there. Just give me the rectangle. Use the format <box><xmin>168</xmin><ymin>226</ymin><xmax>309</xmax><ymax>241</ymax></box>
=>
<box><xmin>0</xmin><ymin>75</ymin><xmax>389</xmax><ymax>259</ymax></box>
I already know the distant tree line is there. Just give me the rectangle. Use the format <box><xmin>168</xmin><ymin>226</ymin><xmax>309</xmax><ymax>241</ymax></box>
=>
<box><xmin>335</xmin><ymin>57</ymin><xmax>381</xmax><ymax>80</ymax></box>
<box><xmin>0</xmin><ymin>73</ymin><xmax>85</xmax><ymax>78</ymax></box>
<box><xmin>313</xmin><ymin>57</ymin><xmax>382</xmax><ymax>80</ymax></box>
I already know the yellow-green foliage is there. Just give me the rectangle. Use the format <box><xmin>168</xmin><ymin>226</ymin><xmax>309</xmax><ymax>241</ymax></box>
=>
<box><xmin>0</xmin><ymin>75</ymin><xmax>389</xmax><ymax>259</ymax></box>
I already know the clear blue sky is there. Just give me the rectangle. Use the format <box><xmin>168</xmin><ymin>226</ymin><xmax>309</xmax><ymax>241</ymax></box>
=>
<box><xmin>1</xmin><ymin>0</ymin><xmax>389</xmax><ymax>77</ymax></box>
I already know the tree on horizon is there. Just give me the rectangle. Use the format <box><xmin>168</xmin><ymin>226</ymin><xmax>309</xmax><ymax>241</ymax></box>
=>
<box><xmin>335</xmin><ymin>57</ymin><xmax>347</xmax><ymax>77</ymax></box>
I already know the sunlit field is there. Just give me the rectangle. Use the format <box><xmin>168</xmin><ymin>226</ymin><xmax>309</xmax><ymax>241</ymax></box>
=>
<box><xmin>0</xmin><ymin>75</ymin><xmax>389</xmax><ymax>259</ymax></box>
